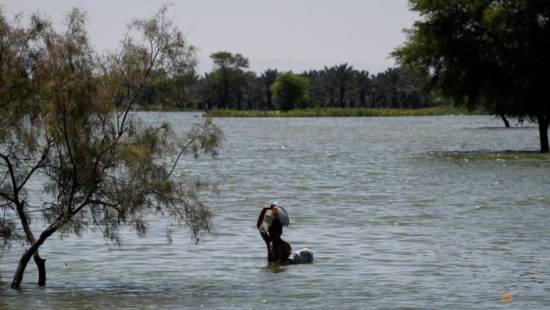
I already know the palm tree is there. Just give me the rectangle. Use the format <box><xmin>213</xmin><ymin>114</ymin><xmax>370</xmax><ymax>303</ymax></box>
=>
<box><xmin>354</xmin><ymin>70</ymin><xmax>372</xmax><ymax>107</ymax></box>
<box><xmin>210</xmin><ymin>51</ymin><xmax>249</xmax><ymax>109</ymax></box>
<box><xmin>333</xmin><ymin>63</ymin><xmax>354</xmax><ymax>108</ymax></box>
<box><xmin>259</xmin><ymin>69</ymin><xmax>278</xmax><ymax>110</ymax></box>
<box><xmin>385</xmin><ymin>68</ymin><xmax>402</xmax><ymax>108</ymax></box>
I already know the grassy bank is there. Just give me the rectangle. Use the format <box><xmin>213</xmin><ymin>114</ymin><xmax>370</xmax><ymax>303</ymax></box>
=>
<box><xmin>206</xmin><ymin>106</ymin><xmax>479</xmax><ymax>117</ymax></box>
<box><xmin>133</xmin><ymin>104</ymin><xmax>198</xmax><ymax>112</ymax></box>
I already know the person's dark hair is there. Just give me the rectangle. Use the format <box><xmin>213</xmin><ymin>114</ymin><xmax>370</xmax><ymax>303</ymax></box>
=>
<box><xmin>268</xmin><ymin>217</ymin><xmax>283</xmax><ymax>237</ymax></box>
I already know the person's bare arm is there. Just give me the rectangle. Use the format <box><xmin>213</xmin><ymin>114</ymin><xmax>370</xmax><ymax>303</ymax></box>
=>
<box><xmin>256</xmin><ymin>204</ymin><xmax>274</xmax><ymax>229</ymax></box>
<box><xmin>257</xmin><ymin>204</ymin><xmax>275</xmax><ymax>247</ymax></box>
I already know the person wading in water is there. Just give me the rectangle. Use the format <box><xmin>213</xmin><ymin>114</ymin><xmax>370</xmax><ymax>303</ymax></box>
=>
<box><xmin>257</xmin><ymin>203</ymin><xmax>313</xmax><ymax>264</ymax></box>
<box><xmin>256</xmin><ymin>203</ymin><xmax>291</xmax><ymax>263</ymax></box>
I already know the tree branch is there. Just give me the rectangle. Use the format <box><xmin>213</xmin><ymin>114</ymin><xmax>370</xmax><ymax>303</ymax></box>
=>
<box><xmin>60</xmin><ymin>100</ymin><xmax>79</xmax><ymax>211</ymax></box>
<box><xmin>117</xmin><ymin>32</ymin><xmax>164</xmax><ymax>138</ymax></box>
<box><xmin>167</xmin><ymin>137</ymin><xmax>197</xmax><ymax>179</ymax></box>
<box><xmin>17</xmin><ymin>138</ymin><xmax>53</xmax><ymax>192</ymax></box>
<box><xmin>0</xmin><ymin>191</ymin><xmax>16</xmax><ymax>204</ymax></box>
<box><xmin>0</xmin><ymin>154</ymin><xmax>20</xmax><ymax>199</ymax></box>
<box><xmin>87</xmin><ymin>199</ymin><xmax>120</xmax><ymax>212</ymax></box>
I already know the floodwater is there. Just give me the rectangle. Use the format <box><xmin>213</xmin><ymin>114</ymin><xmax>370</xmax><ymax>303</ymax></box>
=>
<box><xmin>2</xmin><ymin>113</ymin><xmax>550</xmax><ymax>309</ymax></box>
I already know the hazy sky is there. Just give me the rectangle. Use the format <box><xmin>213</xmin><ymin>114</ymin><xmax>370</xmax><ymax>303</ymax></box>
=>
<box><xmin>1</xmin><ymin>0</ymin><xmax>417</xmax><ymax>74</ymax></box>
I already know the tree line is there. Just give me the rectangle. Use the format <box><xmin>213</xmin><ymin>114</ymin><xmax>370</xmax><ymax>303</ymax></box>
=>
<box><xmin>135</xmin><ymin>52</ymin><xmax>437</xmax><ymax>111</ymax></box>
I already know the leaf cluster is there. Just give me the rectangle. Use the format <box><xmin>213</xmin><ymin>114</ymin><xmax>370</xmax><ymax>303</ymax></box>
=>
<box><xmin>271</xmin><ymin>72</ymin><xmax>310</xmax><ymax>111</ymax></box>
<box><xmin>394</xmin><ymin>0</ymin><xmax>550</xmax><ymax>119</ymax></box>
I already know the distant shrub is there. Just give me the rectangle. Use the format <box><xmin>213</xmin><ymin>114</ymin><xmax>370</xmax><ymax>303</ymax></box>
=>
<box><xmin>271</xmin><ymin>72</ymin><xmax>310</xmax><ymax>111</ymax></box>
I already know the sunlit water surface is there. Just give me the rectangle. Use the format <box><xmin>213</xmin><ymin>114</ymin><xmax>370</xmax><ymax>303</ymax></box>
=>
<box><xmin>2</xmin><ymin>113</ymin><xmax>550</xmax><ymax>309</ymax></box>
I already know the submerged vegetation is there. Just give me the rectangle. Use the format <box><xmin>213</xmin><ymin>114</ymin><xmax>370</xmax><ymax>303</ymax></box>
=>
<box><xmin>426</xmin><ymin>151</ymin><xmax>550</xmax><ymax>163</ymax></box>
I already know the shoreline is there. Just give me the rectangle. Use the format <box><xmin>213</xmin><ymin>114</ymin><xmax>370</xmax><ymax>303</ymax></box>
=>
<box><xmin>204</xmin><ymin>107</ymin><xmax>482</xmax><ymax>118</ymax></box>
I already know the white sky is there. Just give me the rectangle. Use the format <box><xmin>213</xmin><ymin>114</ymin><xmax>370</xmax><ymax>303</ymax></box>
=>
<box><xmin>1</xmin><ymin>0</ymin><xmax>417</xmax><ymax>74</ymax></box>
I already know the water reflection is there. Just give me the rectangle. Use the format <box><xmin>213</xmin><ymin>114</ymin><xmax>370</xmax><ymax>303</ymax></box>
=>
<box><xmin>261</xmin><ymin>263</ymin><xmax>289</xmax><ymax>274</ymax></box>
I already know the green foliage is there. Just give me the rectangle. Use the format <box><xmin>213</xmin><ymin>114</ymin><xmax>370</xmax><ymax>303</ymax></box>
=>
<box><xmin>271</xmin><ymin>72</ymin><xmax>310</xmax><ymax>111</ymax></box>
<box><xmin>0</xmin><ymin>218</ymin><xmax>21</xmax><ymax>243</ymax></box>
<box><xmin>393</xmin><ymin>0</ymin><xmax>550</xmax><ymax>151</ymax></box>
<box><xmin>322</xmin><ymin>63</ymin><xmax>354</xmax><ymax>108</ymax></box>
<box><xmin>258</xmin><ymin>69</ymin><xmax>279</xmax><ymax>110</ymax></box>
<box><xmin>210</xmin><ymin>51</ymin><xmax>249</xmax><ymax>69</ymax></box>
<box><xmin>193</xmin><ymin>63</ymin><xmax>435</xmax><ymax>112</ymax></box>
<box><xmin>0</xmin><ymin>6</ymin><xmax>223</xmax><ymax>288</ymax></box>
<box><xmin>202</xmin><ymin>51</ymin><xmax>251</xmax><ymax>110</ymax></box>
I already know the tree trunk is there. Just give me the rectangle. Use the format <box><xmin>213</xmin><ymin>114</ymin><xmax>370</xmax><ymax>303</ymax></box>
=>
<box><xmin>11</xmin><ymin>249</ymin><xmax>34</xmax><ymax>289</ymax></box>
<box><xmin>33</xmin><ymin>253</ymin><xmax>46</xmax><ymax>286</ymax></box>
<box><xmin>11</xmin><ymin>223</ymin><xmax>58</xmax><ymax>289</ymax></box>
<box><xmin>391</xmin><ymin>89</ymin><xmax>398</xmax><ymax>108</ymax></box>
<box><xmin>537</xmin><ymin>114</ymin><xmax>549</xmax><ymax>153</ymax></box>
<box><xmin>266</xmin><ymin>89</ymin><xmax>273</xmax><ymax>110</ymax></box>
<box><xmin>500</xmin><ymin>114</ymin><xmax>511</xmax><ymax>128</ymax></box>
<box><xmin>339</xmin><ymin>85</ymin><xmax>345</xmax><ymax>108</ymax></box>
<box><xmin>222</xmin><ymin>68</ymin><xmax>228</xmax><ymax>109</ymax></box>
<box><xmin>14</xmin><ymin>200</ymin><xmax>48</xmax><ymax>286</ymax></box>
